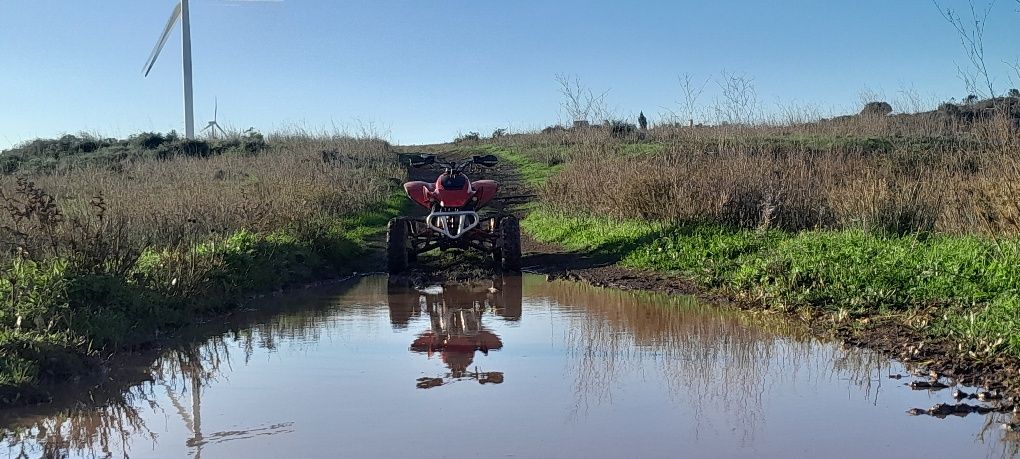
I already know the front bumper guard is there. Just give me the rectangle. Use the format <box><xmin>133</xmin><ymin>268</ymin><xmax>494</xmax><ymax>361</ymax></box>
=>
<box><xmin>426</xmin><ymin>210</ymin><xmax>480</xmax><ymax>239</ymax></box>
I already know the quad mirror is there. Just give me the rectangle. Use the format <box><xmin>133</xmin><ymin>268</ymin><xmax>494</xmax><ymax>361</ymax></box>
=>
<box><xmin>472</xmin><ymin>154</ymin><xmax>498</xmax><ymax>167</ymax></box>
<box><xmin>409</xmin><ymin>154</ymin><xmax>436</xmax><ymax>167</ymax></box>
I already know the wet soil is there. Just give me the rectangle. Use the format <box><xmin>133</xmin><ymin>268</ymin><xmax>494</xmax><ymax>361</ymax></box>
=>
<box><xmin>393</xmin><ymin>144</ymin><xmax>1020</xmax><ymax>408</ymax></box>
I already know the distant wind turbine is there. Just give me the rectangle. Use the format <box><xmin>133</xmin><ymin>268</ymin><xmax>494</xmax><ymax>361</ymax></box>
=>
<box><xmin>142</xmin><ymin>0</ymin><xmax>279</xmax><ymax>140</ymax></box>
<box><xmin>202</xmin><ymin>99</ymin><xmax>227</xmax><ymax>139</ymax></box>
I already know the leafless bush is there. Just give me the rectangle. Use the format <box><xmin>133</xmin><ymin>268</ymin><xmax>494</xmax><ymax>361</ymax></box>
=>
<box><xmin>934</xmin><ymin>0</ymin><xmax>997</xmax><ymax>97</ymax></box>
<box><xmin>676</xmin><ymin>73</ymin><xmax>709</xmax><ymax>124</ymax></box>
<box><xmin>713</xmin><ymin>70</ymin><xmax>758</xmax><ymax>125</ymax></box>
<box><xmin>454</xmin><ymin>132</ymin><xmax>481</xmax><ymax>144</ymax></box>
<box><xmin>895</xmin><ymin>85</ymin><xmax>929</xmax><ymax>114</ymax></box>
<box><xmin>555</xmin><ymin>74</ymin><xmax>610</xmax><ymax>124</ymax></box>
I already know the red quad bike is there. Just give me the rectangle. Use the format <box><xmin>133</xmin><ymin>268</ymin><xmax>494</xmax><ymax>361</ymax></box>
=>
<box><xmin>387</xmin><ymin>154</ymin><xmax>521</xmax><ymax>274</ymax></box>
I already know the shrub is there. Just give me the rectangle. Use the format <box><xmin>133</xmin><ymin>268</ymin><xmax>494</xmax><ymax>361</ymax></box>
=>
<box><xmin>860</xmin><ymin>101</ymin><xmax>893</xmax><ymax>116</ymax></box>
<box><xmin>0</xmin><ymin>131</ymin><xmax>270</xmax><ymax>175</ymax></box>
<box><xmin>17</xmin><ymin>157</ymin><xmax>57</xmax><ymax>175</ymax></box>
<box><xmin>454</xmin><ymin>132</ymin><xmax>481</xmax><ymax>144</ymax></box>
<box><xmin>238</xmin><ymin>130</ymin><xmax>267</xmax><ymax>154</ymax></box>
<box><xmin>606</xmin><ymin>120</ymin><xmax>637</xmax><ymax>138</ymax></box>
<box><xmin>938</xmin><ymin>102</ymin><xmax>961</xmax><ymax>116</ymax></box>
<box><xmin>0</xmin><ymin>156</ymin><xmax>20</xmax><ymax>174</ymax></box>
<box><xmin>130</xmin><ymin>132</ymin><xmax>170</xmax><ymax>150</ymax></box>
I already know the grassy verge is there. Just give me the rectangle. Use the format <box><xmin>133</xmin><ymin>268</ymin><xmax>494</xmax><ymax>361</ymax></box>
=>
<box><xmin>486</xmin><ymin>145</ymin><xmax>564</xmax><ymax>188</ymax></box>
<box><xmin>425</xmin><ymin>143</ymin><xmax>564</xmax><ymax>188</ymax></box>
<box><xmin>0</xmin><ymin>194</ymin><xmax>401</xmax><ymax>404</ymax></box>
<box><xmin>524</xmin><ymin>209</ymin><xmax>1020</xmax><ymax>357</ymax></box>
<box><xmin>0</xmin><ymin>132</ymin><xmax>405</xmax><ymax>404</ymax></box>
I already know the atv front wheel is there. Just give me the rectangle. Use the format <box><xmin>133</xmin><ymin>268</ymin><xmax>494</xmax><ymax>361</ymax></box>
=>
<box><xmin>500</xmin><ymin>216</ymin><xmax>522</xmax><ymax>272</ymax></box>
<box><xmin>387</xmin><ymin>218</ymin><xmax>409</xmax><ymax>274</ymax></box>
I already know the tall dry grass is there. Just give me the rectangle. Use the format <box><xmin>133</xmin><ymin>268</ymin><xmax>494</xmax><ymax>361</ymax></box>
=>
<box><xmin>0</xmin><ymin>132</ymin><xmax>404</xmax><ymax>260</ymax></box>
<box><xmin>509</xmin><ymin>109</ymin><xmax>1020</xmax><ymax>235</ymax></box>
<box><xmin>0</xmin><ymin>132</ymin><xmax>405</xmax><ymax>394</ymax></box>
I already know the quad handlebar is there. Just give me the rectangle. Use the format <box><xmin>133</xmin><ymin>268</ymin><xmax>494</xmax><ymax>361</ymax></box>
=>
<box><xmin>409</xmin><ymin>154</ymin><xmax>497</xmax><ymax>173</ymax></box>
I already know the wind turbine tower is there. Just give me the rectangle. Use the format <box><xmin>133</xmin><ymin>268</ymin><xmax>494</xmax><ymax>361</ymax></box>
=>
<box><xmin>143</xmin><ymin>0</ymin><xmax>195</xmax><ymax>139</ymax></box>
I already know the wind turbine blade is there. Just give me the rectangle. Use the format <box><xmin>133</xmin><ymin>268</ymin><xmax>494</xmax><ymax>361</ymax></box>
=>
<box><xmin>214</xmin><ymin>98</ymin><xmax>218</xmax><ymax>122</ymax></box>
<box><xmin>216</xmin><ymin>124</ymin><xmax>227</xmax><ymax>136</ymax></box>
<box><xmin>201</xmin><ymin>124</ymin><xmax>212</xmax><ymax>133</ymax></box>
<box><xmin>142</xmin><ymin>2</ymin><xmax>183</xmax><ymax>77</ymax></box>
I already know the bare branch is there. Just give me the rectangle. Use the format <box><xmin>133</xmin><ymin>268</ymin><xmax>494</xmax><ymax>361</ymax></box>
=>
<box><xmin>1006</xmin><ymin>59</ymin><xmax>1020</xmax><ymax>88</ymax></box>
<box><xmin>554</xmin><ymin>74</ymin><xmax>609</xmax><ymax>123</ymax></box>
<box><xmin>895</xmin><ymin>85</ymin><xmax>925</xmax><ymax>113</ymax></box>
<box><xmin>933</xmin><ymin>0</ymin><xmax>998</xmax><ymax>97</ymax></box>
<box><xmin>858</xmin><ymin>87</ymin><xmax>886</xmax><ymax>107</ymax></box>
<box><xmin>677</xmin><ymin>73</ymin><xmax>709</xmax><ymax>124</ymax></box>
<box><xmin>713</xmin><ymin>70</ymin><xmax>758</xmax><ymax>124</ymax></box>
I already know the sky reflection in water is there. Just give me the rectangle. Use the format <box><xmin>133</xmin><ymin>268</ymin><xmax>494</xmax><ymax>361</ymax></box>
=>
<box><xmin>2</xmin><ymin>275</ymin><xmax>1019</xmax><ymax>458</ymax></box>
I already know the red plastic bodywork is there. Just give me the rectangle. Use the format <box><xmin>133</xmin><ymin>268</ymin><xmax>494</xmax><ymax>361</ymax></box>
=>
<box><xmin>403</xmin><ymin>181</ymin><xmax>433</xmax><ymax>209</ymax></box>
<box><xmin>434</xmin><ymin>173</ymin><xmax>473</xmax><ymax>207</ymax></box>
<box><xmin>403</xmin><ymin>174</ymin><xmax>500</xmax><ymax>210</ymax></box>
<box><xmin>472</xmin><ymin>180</ymin><xmax>498</xmax><ymax>208</ymax></box>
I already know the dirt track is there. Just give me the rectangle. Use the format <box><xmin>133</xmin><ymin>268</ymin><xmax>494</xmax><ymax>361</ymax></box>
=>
<box><xmin>391</xmin><ymin>147</ymin><xmax>776</xmax><ymax>297</ymax></box>
<box><xmin>389</xmin><ymin>145</ymin><xmax>1020</xmax><ymax>408</ymax></box>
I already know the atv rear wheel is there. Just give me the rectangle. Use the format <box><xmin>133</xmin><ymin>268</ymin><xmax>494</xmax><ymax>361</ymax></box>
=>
<box><xmin>387</xmin><ymin>218</ymin><xmax>409</xmax><ymax>274</ymax></box>
<box><xmin>500</xmin><ymin>216</ymin><xmax>521</xmax><ymax>272</ymax></box>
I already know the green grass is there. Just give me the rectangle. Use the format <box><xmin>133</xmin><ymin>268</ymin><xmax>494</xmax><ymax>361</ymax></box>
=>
<box><xmin>524</xmin><ymin>209</ymin><xmax>1020</xmax><ymax>357</ymax></box>
<box><xmin>439</xmin><ymin>141</ymin><xmax>662</xmax><ymax>186</ymax></box>
<box><xmin>523</xmin><ymin>209</ymin><xmax>664</xmax><ymax>253</ymax></box>
<box><xmin>0</xmin><ymin>195</ymin><xmax>403</xmax><ymax>404</ymax></box>
<box><xmin>441</xmin><ymin>143</ymin><xmax>564</xmax><ymax>187</ymax></box>
<box><xmin>487</xmin><ymin>144</ymin><xmax>563</xmax><ymax>185</ymax></box>
<box><xmin>492</xmin><ymin>146</ymin><xmax>563</xmax><ymax>187</ymax></box>
<box><xmin>617</xmin><ymin>143</ymin><xmax>664</xmax><ymax>156</ymax></box>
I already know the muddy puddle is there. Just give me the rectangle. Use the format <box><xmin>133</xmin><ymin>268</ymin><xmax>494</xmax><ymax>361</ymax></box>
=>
<box><xmin>2</xmin><ymin>275</ymin><xmax>1019</xmax><ymax>458</ymax></box>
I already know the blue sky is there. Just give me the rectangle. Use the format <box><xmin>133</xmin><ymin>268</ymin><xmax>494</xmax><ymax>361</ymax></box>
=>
<box><xmin>1</xmin><ymin>0</ymin><xmax>1019</xmax><ymax>148</ymax></box>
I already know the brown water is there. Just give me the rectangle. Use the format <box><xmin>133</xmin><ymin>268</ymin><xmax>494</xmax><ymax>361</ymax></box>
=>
<box><xmin>2</xmin><ymin>275</ymin><xmax>1019</xmax><ymax>458</ymax></box>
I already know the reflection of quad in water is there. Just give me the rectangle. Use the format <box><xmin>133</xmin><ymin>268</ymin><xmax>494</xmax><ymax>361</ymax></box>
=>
<box><xmin>387</xmin><ymin>276</ymin><xmax>522</xmax><ymax>389</ymax></box>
